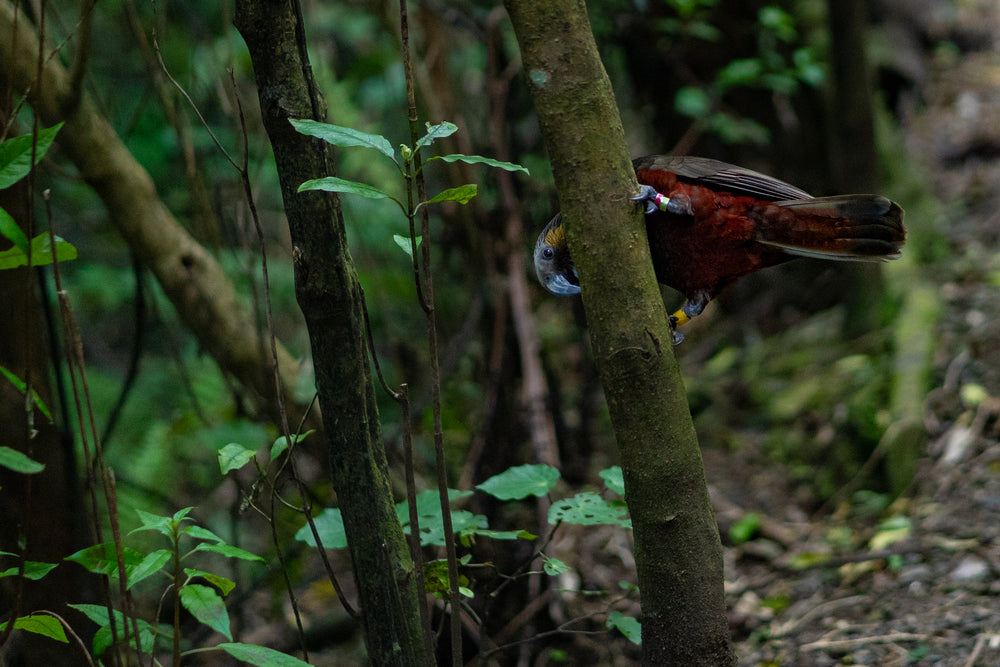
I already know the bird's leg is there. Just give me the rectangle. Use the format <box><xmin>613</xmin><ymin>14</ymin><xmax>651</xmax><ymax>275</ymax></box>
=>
<box><xmin>667</xmin><ymin>291</ymin><xmax>710</xmax><ymax>345</ymax></box>
<box><xmin>632</xmin><ymin>184</ymin><xmax>693</xmax><ymax>216</ymax></box>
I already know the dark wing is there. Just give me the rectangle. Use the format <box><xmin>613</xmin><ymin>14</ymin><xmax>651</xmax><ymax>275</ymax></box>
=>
<box><xmin>633</xmin><ymin>155</ymin><xmax>813</xmax><ymax>202</ymax></box>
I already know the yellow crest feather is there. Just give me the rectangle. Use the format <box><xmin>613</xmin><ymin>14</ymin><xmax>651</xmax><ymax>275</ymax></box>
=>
<box><xmin>544</xmin><ymin>224</ymin><xmax>566</xmax><ymax>248</ymax></box>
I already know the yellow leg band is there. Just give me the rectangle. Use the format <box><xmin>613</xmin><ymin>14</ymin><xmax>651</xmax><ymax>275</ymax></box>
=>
<box><xmin>671</xmin><ymin>309</ymin><xmax>691</xmax><ymax>327</ymax></box>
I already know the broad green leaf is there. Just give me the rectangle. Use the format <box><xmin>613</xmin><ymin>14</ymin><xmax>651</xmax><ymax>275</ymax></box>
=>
<box><xmin>0</xmin><ymin>206</ymin><xmax>28</xmax><ymax>254</ymax></box>
<box><xmin>128</xmin><ymin>549</ymin><xmax>171</xmax><ymax>590</ymax></box>
<box><xmin>542</xmin><ymin>555</ymin><xmax>569</xmax><ymax>576</ymax></box>
<box><xmin>69</xmin><ymin>603</ymin><xmax>165</xmax><ymax>657</ymax></box>
<box><xmin>0</xmin><ymin>560</ymin><xmax>58</xmax><ymax>580</ymax></box>
<box><xmin>0</xmin><ymin>446</ymin><xmax>44</xmax><ymax>474</ymax></box>
<box><xmin>193</xmin><ymin>542</ymin><xmax>266</xmax><ymax>562</ymax></box>
<box><xmin>412</xmin><ymin>510</ymin><xmax>488</xmax><ymax>547</ymax></box>
<box><xmin>180</xmin><ymin>584</ymin><xmax>232</xmax><ymax>639</ymax></box>
<box><xmin>599</xmin><ymin>466</ymin><xmax>625</xmax><ymax>496</ymax></box>
<box><xmin>607</xmin><ymin>611</ymin><xmax>642</xmax><ymax>645</ymax></box>
<box><xmin>297</xmin><ymin>176</ymin><xmax>394</xmax><ymax>201</ymax></box>
<box><xmin>393</xmin><ymin>233</ymin><xmax>421</xmax><ymax>258</ymax></box>
<box><xmin>414</xmin><ymin>121</ymin><xmax>458</xmax><ymax>153</ymax></box>
<box><xmin>423</xmin><ymin>558</ymin><xmax>472</xmax><ymax>599</ymax></box>
<box><xmin>431</xmin><ymin>153</ymin><xmax>529</xmax><ymax>174</ymax></box>
<box><xmin>295</xmin><ymin>507</ymin><xmax>347</xmax><ymax>549</ymax></box>
<box><xmin>675</xmin><ymin>86</ymin><xmax>710</xmax><ymax>117</ymax></box>
<box><xmin>65</xmin><ymin>543</ymin><xmax>144</xmax><ymax>577</ymax></box>
<box><xmin>182</xmin><ymin>524</ymin><xmax>225</xmax><ymax>544</ymax></box>
<box><xmin>548</xmin><ymin>492</ymin><xmax>631</xmax><ymax>528</ymax></box>
<box><xmin>0</xmin><ymin>234</ymin><xmax>77</xmax><ymax>270</ymax></box>
<box><xmin>219</xmin><ymin>443</ymin><xmax>255</xmax><ymax>474</ymax></box>
<box><xmin>271</xmin><ymin>429</ymin><xmax>315</xmax><ymax>459</ymax></box>
<box><xmin>477</xmin><ymin>464</ymin><xmax>561</xmax><ymax>500</ymax></box>
<box><xmin>728</xmin><ymin>513</ymin><xmax>761</xmax><ymax>544</ymax></box>
<box><xmin>425</xmin><ymin>184</ymin><xmax>477</xmax><ymax>205</ymax></box>
<box><xmin>184</xmin><ymin>568</ymin><xmax>236</xmax><ymax>596</ymax></box>
<box><xmin>395</xmin><ymin>489</ymin><xmax>473</xmax><ymax>525</ymax></box>
<box><xmin>0</xmin><ymin>123</ymin><xmax>64</xmax><ymax>190</ymax></box>
<box><xmin>288</xmin><ymin>118</ymin><xmax>394</xmax><ymax>159</ymax></box>
<box><xmin>219</xmin><ymin>642</ymin><xmax>312</xmax><ymax>666</ymax></box>
<box><xmin>130</xmin><ymin>509</ymin><xmax>174</xmax><ymax>538</ymax></box>
<box><xmin>0</xmin><ymin>614</ymin><xmax>67</xmax><ymax>643</ymax></box>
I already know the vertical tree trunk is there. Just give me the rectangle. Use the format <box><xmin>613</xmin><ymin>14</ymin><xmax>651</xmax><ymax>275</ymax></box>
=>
<box><xmin>503</xmin><ymin>2</ymin><xmax>733</xmax><ymax>664</ymax></box>
<box><xmin>234</xmin><ymin>3</ymin><xmax>431</xmax><ymax>665</ymax></box>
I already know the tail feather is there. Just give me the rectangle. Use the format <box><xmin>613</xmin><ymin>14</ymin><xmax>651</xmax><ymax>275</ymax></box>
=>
<box><xmin>758</xmin><ymin>195</ymin><xmax>905</xmax><ymax>261</ymax></box>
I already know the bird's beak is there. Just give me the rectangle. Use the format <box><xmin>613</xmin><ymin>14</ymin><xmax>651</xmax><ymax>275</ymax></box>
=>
<box><xmin>545</xmin><ymin>273</ymin><xmax>581</xmax><ymax>296</ymax></box>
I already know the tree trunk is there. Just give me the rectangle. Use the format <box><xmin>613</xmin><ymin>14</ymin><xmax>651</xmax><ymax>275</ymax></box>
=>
<box><xmin>503</xmin><ymin>2</ymin><xmax>733</xmax><ymax>664</ymax></box>
<box><xmin>234</xmin><ymin>2</ymin><xmax>431</xmax><ymax>665</ymax></box>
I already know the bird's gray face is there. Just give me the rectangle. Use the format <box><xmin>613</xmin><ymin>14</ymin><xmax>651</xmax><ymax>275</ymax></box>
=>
<box><xmin>533</xmin><ymin>213</ymin><xmax>581</xmax><ymax>296</ymax></box>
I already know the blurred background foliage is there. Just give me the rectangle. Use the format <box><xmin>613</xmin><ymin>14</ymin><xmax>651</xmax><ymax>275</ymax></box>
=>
<box><xmin>6</xmin><ymin>0</ymin><xmax>987</xmax><ymax>662</ymax></box>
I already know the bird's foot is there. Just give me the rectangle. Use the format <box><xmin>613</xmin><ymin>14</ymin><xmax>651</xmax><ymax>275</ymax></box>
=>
<box><xmin>668</xmin><ymin>315</ymin><xmax>686</xmax><ymax>346</ymax></box>
<box><xmin>632</xmin><ymin>185</ymin><xmax>693</xmax><ymax>216</ymax></box>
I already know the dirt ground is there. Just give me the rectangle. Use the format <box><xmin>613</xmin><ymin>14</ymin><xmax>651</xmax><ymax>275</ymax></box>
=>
<box><xmin>716</xmin><ymin>2</ymin><xmax>1000</xmax><ymax>665</ymax></box>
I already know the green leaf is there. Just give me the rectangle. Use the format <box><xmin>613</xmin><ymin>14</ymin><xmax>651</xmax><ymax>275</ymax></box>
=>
<box><xmin>599</xmin><ymin>466</ymin><xmax>625</xmax><ymax>496</ymax></box>
<box><xmin>477</xmin><ymin>464</ymin><xmax>561</xmax><ymax>500</ymax></box>
<box><xmin>607</xmin><ymin>611</ymin><xmax>642</xmax><ymax>645</ymax></box>
<box><xmin>0</xmin><ymin>234</ymin><xmax>77</xmax><ymax>270</ymax></box>
<box><xmin>716</xmin><ymin>58</ymin><xmax>763</xmax><ymax>87</ymax></box>
<box><xmin>180</xmin><ymin>584</ymin><xmax>232</xmax><ymax>639</ymax></box>
<box><xmin>218</xmin><ymin>642</ymin><xmax>313</xmax><ymax>666</ymax></box>
<box><xmin>548</xmin><ymin>492</ymin><xmax>632</xmax><ymax>528</ymax></box>
<box><xmin>431</xmin><ymin>153</ymin><xmax>529</xmax><ymax>174</ymax></box>
<box><xmin>295</xmin><ymin>507</ymin><xmax>348</xmax><ymax>549</ymax></box>
<box><xmin>425</xmin><ymin>184</ymin><xmax>477</xmax><ymax>205</ymax></box>
<box><xmin>465</xmin><ymin>528</ymin><xmax>534</xmax><ymax>541</ymax></box>
<box><xmin>128</xmin><ymin>549</ymin><xmax>171</xmax><ymax>590</ymax></box>
<box><xmin>0</xmin><ymin>446</ymin><xmax>45</xmax><ymax>474</ymax></box>
<box><xmin>288</xmin><ymin>118</ymin><xmax>394</xmax><ymax>159</ymax></box>
<box><xmin>393</xmin><ymin>233</ymin><xmax>421</xmax><ymax>258</ymax></box>
<box><xmin>0</xmin><ymin>123</ymin><xmax>64</xmax><ymax>190</ymax></box>
<box><xmin>193</xmin><ymin>542</ymin><xmax>266</xmax><ymax>563</ymax></box>
<box><xmin>69</xmin><ymin>603</ymin><xmax>165</xmax><ymax>657</ymax></box>
<box><xmin>0</xmin><ymin>560</ymin><xmax>58</xmax><ymax>580</ymax></box>
<box><xmin>219</xmin><ymin>443</ymin><xmax>256</xmax><ymax>474</ymax></box>
<box><xmin>130</xmin><ymin>509</ymin><xmax>175</xmax><ymax>538</ymax></box>
<box><xmin>542</xmin><ymin>555</ymin><xmax>569</xmax><ymax>576</ymax></box>
<box><xmin>0</xmin><ymin>614</ymin><xmax>67</xmax><ymax>643</ymax></box>
<box><xmin>0</xmin><ymin>366</ymin><xmax>52</xmax><ymax>420</ymax></box>
<box><xmin>271</xmin><ymin>429</ymin><xmax>315</xmax><ymax>459</ymax></box>
<box><xmin>297</xmin><ymin>176</ymin><xmax>395</xmax><ymax>201</ymax></box>
<box><xmin>0</xmin><ymin>206</ymin><xmax>28</xmax><ymax>254</ymax></box>
<box><xmin>728</xmin><ymin>512</ymin><xmax>761</xmax><ymax>544</ymax></box>
<box><xmin>414</xmin><ymin>121</ymin><xmax>458</xmax><ymax>153</ymax></box>
<box><xmin>65</xmin><ymin>543</ymin><xmax>144</xmax><ymax>577</ymax></box>
<box><xmin>182</xmin><ymin>524</ymin><xmax>225</xmax><ymax>544</ymax></box>
<box><xmin>183</xmin><ymin>568</ymin><xmax>236</xmax><ymax>596</ymax></box>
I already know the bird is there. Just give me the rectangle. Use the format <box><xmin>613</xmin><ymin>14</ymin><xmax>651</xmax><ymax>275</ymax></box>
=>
<box><xmin>533</xmin><ymin>155</ymin><xmax>906</xmax><ymax>343</ymax></box>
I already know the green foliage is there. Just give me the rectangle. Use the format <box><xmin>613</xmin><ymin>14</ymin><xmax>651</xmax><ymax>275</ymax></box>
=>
<box><xmin>668</xmin><ymin>5</ymin><xmax>825</xmax><ymax>145</ymax></box>
<box><xmin>0</xmin><ymin>445</ymin><xmax>45</xmax><ymax>474</ymax></box>
<box><xmin>0</xmin><ymin>614</ymin><xmax>67</xmax><ymax>644</ymax></box>
<box><xmin>606</xmin><ymin>610</ymin><xmax>642</xmax><ymax>645</ymax></box>
<box><xmin>475</xmin><ymin>463</ymin><xmax>561</xmax><ymax>500</ymax></box>
<box><xmin>0</xmin><ymin>365</ymin><xmax>52</xmax><ymax>423</ymax></box>
<box><xmin>291</xmin><ymin>118</ymin><xmax>527</xmax><ymax>223</ymax></box>
<box><xmin>0</xmin><ymin>124</ymin><xmax>77</xmax><ymax>269</ymax></box>
<box><xmin>548</xmin><ymin>492</ymin><xmax>632</xmax><ymax>529</ymax></box>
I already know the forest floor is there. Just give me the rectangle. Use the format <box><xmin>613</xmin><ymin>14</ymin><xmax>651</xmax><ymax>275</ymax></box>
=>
<box><xmin>716</xmin><ymin>3</ymin><xmax>1000</xmax><ymax>665</ymax></box>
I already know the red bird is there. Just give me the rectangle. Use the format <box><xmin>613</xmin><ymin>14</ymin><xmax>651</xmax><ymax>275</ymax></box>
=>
<box><xmin>534</xmin><ymin>156</ymin><xmax>905</xmax><ymax>342</ymax></box>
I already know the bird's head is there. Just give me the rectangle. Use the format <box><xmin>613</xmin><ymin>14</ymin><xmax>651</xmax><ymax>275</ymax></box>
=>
<box><xmin>533</xmin><ymin>213</ymin><xmax>581</xmax><ymax>296</ymax></box>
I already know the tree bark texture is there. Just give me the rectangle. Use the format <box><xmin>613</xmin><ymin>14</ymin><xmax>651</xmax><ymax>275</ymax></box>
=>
<box><xmin>0</xmin><ymin>0</ymin><xmax>304</xmax><ymax>423</ymax></box>
<box><xmin>234</xmin><ymin>2</ymin><xmax>430</xmax><ymax>665</ymax></box>
<box><xmin>503</xmin><ymin>1</ymin><xmax>733</xmax><ymax>664</ymax></box>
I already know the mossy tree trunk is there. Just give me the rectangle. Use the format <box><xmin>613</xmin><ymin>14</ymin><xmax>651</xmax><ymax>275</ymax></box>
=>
<box><xmin>503</xmin><ymin>1</ymin><xmax>733</xmax><ymax>664</ymax></box>
<box><xmin>234</xmin><ymin>3</ymin><xmax>431</xmax><ymax>665</ymax></box>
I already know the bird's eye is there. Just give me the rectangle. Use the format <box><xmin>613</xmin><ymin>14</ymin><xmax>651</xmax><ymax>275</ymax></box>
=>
<box><xmin>542</xmin><ymin>247</ymin><xmax>555</xmax><ymax>260</ymax></box>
